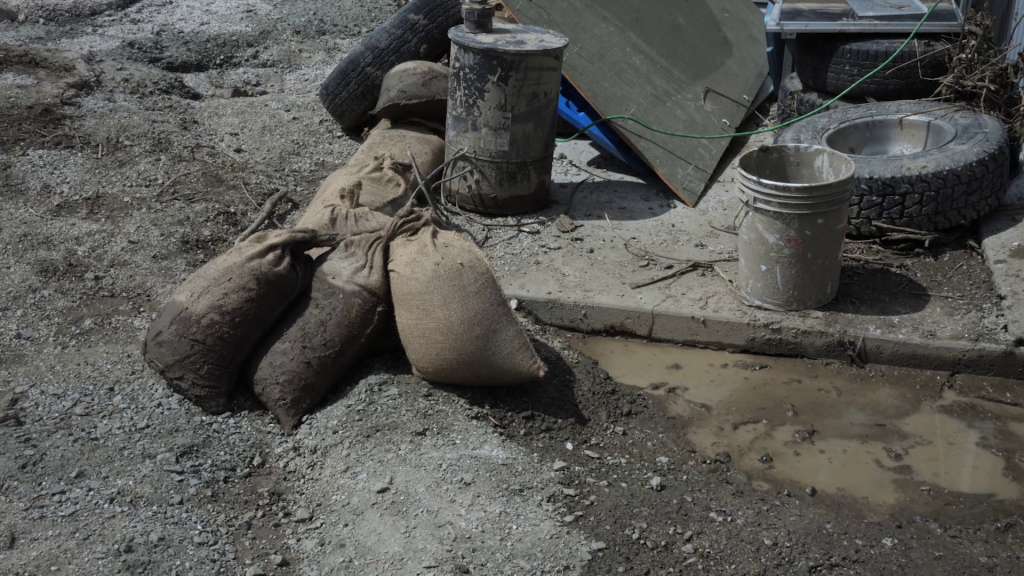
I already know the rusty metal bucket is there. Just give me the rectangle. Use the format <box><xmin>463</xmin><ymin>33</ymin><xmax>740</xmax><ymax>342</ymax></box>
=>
<box><xmin>443</xmin><ymin>20</ymin><xmax>568</xmax><ymax>215</ymax></box>
<box><xmin>736</xmin><ymin>144</ymin><xmax>856</xmax><ymax>311</ymax></box>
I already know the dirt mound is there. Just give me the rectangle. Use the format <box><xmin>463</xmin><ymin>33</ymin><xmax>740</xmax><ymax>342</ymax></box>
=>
<box><xmin>121</xmin><ymin>30</ymin><xmax>265</xmax><ymax>73</ymax></box>
<box><xmin>0</xmin><ymin>45</ymin><xmax>98</xmax><ymax>152</ymax></box>
<box><xmin>4</xmin><ymin>0</ymin><xmax>140</xmax><ymax>21</ymax></box>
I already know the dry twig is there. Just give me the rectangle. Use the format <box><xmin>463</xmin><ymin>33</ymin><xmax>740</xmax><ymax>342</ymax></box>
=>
<box><xmin>155</xmin><ymin>170</ymin><xmax>194</xmax><ymax>197</ymax></box>
<box><xmin>934</xmin><ymin>10</ymin><xmax>1024</xmax><ymax>154</ymax></box>
<box><xmin>235</xmin><ymin>191</ymin><xmax>288</xmax><ymax>244</ymax></box>
<box><xmin>603</xmin><ymin>214</ymin><xmax>701</xmax><ymax>263</ymax></box>
<box><xmin>629</xmin><ymin>258</ymin><xmax>737</xmax><ymax>289</ymax></box>
<box><xmin>911</xmin><ymin>291</ymin><xmax>965</xmax><ymax>300</ymax></box>
<box><xmin>709</xmin><ymin>223</ymin><xmax>738</xmax><ymax>236</ymax></box>
<box><xmin>241</xmin><ymin>180</ymin><xmax>283</xmax><ymax>228</ymax></box>
<box><xmin>25</xmin><ymin>206</ymin><xmax>57</xmax><ymax>220</ymax></box>
<box><xmin>568</xmin><ymin>160</ymin><xmax>614</xmax><ymax>181</ymax></box>
<box><xmin>872</xmin><ymin>222</ymin><xmax>932</xmax><ymax>235</ymax></box>
<box><xmin>843</xmin><ymin>253</ymin><xmax>881</xmax><ymax>263</ymax></box>
<box><xmin>711</xmin><ymin>264</ymin><xmax>760</xmax><ymax>309</ymax></box>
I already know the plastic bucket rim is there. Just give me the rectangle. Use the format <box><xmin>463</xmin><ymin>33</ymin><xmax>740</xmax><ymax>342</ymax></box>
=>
<box><xmin>743</xmin><ymin>196</ymin><xmax>852</xmax><ymax>215</ymax></box>
<box><xmin>739</xmin><ymin>180</ymin><xmax>853</xmax><ymax>202</ymax></box>
<box><xmin>739</xmin><ymin>179</ymin><xmax>854</xmax><ymax>214</ymax></box>
<box><xmin>737</xmin><ymin>144</ymin><xmax>856</xmax><ymax>192</ymax></box>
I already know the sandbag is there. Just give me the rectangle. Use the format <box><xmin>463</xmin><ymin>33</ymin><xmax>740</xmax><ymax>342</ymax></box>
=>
<box><xmin>301</xmin><ymin>204</ymin><xmax>395</xmax><ymax>261</ymax></box>
<box><xmin>349</xmin><ymin>122</ymin><xmax>444</xmax><ymax>171</ymax></box>
<box><xmin>298</xmin><ymin>124</ymin><xmax>444</xmax><ymax>233</ymax></box>
<box><xmin>143</xmin><ymin>229</ymin><xmax>330</xmax><ymax>414</ymax></box>
<box><xmin>247</xmin><ymin>208</ymin><xmax>430</xmax><ymax>431</ymax></box>
<box><xmin>388</xmin><ymin>220</ymin><xmax>546</xmax><ymax>386</ymax></box>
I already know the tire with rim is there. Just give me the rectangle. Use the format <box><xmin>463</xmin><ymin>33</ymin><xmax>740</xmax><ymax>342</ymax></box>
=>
<box><xmin>777</xmin><ymin>72</ymin><xmax>857</xmax><ymax>124</ymax></box>
<box><xmin>319</xmin><ymin>0</ymin><xmax>462</xmax><ymax>129</ymax></box>
<box><xmin>792</xmin><ymin>34</ymin><xmax>950</xmax><ymax>101</ymax></box>
<box><xmin>775</xmin><ymin>101</ymin><xmax>1010</xmax><ymax>236</ymax></box>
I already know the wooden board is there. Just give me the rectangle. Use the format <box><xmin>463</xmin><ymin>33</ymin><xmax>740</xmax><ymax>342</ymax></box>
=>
<box><xmin>506</xmin><ymin>0</ymin><xmax>768</xmax><ymax>205</ymax></box>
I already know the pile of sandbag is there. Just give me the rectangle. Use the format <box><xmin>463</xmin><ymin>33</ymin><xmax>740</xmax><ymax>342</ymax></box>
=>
<box><xmin>145</xmin><ymin>202</ymin><xmax>545</xmax><ymax>431</ymax></box>
<box><xmin>143</xmin><ymin>62</ymin><xmax>545</xmax><ymax>431</ymax></box>
<box><xmin>143</xmin><ymin>229</ymin><xmax>334</xmax><ymax>415</ymax></box>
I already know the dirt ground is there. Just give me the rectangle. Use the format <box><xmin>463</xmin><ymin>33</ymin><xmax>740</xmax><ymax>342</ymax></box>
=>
<box><xmin>2</xmin><ymin>1</ymin><xmax>1023</xmax><ymax>575</ymax></box>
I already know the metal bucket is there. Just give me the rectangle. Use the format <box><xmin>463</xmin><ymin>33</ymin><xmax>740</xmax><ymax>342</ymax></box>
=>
<box><xmin>444</xmin><ymin>22</ymin><xmax>568</xmax><ymax>215</ymax></box>
<box><xmin>736</xmin><ymin>144</ymin><xmax>856</xmax><ymax>311</ymax></box>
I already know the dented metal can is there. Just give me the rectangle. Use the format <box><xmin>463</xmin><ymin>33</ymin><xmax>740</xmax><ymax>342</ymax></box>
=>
<box><xmin>444</xmin><ymin>22</ymin><xmax>569</xmax><ymax>215</ymax></box>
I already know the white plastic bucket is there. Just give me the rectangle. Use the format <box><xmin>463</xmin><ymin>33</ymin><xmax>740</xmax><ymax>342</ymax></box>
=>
<box><xmin>736</xmin><ymin>144</ymin><xmax>856</xmax><ymax>311</ymax></box>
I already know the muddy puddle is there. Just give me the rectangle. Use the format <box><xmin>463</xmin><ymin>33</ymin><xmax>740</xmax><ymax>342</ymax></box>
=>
<box><xmin>572</xmin><ymin>336</ymin><xmax>1024</xmax><ymax>507</ymax></box>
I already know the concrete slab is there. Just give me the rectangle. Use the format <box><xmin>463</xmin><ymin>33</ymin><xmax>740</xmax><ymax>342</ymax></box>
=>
<box><xmin>459</xmin><ymin>135</ymin><xmax>1020</xmax><ymax>378</ymax></box>
<box><xmin>980</xmin><ymin>171</ymin><xmax>1024</xmax><ymax>345</ymax></box>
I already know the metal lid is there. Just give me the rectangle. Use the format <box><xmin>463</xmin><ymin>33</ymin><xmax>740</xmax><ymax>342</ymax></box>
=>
<box><xmin>461</xmin><ymin>1</ymin><xmax>495</xmax><ymax>33</ymax></box>
<box><xmin>449</xmin><ymin>23</ymin><xmax>569</xmax><ymax>54</ymax></box>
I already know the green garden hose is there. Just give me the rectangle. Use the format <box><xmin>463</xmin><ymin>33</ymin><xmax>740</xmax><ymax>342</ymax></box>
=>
<box><xmin>556</xmin><ymin>0</ymin><xmax>943</xmax><ymax>143</ymax></box>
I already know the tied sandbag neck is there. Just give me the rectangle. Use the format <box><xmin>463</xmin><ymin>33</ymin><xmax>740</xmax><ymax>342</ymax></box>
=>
<box><xmin>388</xmin><ymin>146</ymin><xmax>471</xmax><ymax>232</ymax></box>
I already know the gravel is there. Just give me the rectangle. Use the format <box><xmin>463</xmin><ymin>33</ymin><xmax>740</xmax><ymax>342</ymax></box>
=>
<box><xmin>0</xmin><ymin>1</ymin><xmax>590</xmax><ymax>574</ymax></box>
<box><xmin>2</xmin><ymin>1</ymin><xmax>1023</xmax><ymax>575</ymax></box>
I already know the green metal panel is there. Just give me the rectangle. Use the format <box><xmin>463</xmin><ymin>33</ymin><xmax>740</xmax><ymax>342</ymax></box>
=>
<box><xmin>507</xmin><ymin>0</ymin><xmax>768</xmax><ymax>205</ymax></box>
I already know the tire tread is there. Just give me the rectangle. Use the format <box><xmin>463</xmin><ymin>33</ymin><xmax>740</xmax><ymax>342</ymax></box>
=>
<box><xmin>775</xmin><ymin>102</ymin><xmax>1010</xmax><ymax>236</ymax></box>
<box><xmin>793</xmin><ymin>35</ymin><xmax>950</xmax><ymax>101</ymax></box>
<box><xmin>777</xmin><ymin>73</ymin><xmax>857</xmax><ymax>121</ymax></box>
<box><xmin>319</xmin><ymin>0</ymin><xmax>462</xmax><ymax>129</ymax></box>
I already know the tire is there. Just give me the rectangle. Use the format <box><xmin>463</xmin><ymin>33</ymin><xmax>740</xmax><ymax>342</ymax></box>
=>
<box><xmin>775</xmin><ymin>100</ymin><xmax>795</xmax><ymax>125</ymax></box>
<box><xmin>319</xmin><ymin>0</ymin><xmax>462</xmax><ymax>129</ymax></box>
<box><xmin>775</xmin><ymin>101</ymin><xmax>1010</xmax><ymax>236</ymax></box>
<box><xmin>777</xmin><ymin>73</ymin><xmax>857</xmax><ymax>124</ymax></box>
<box><xmin>792</xmin><ymin>34</ymin><xmax>950</xmax><ymax>101</ymax></box>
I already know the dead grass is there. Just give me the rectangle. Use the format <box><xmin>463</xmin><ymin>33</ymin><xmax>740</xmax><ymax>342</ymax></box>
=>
<box><xmin>934</xmin><ymin>11</ymin><xmax>1024</xmax><ymax>155</ymax></box>
<box><xmin>0</xmin><ymin>106</ymin><xmax>78</xmax><ymax>153</ymax></box>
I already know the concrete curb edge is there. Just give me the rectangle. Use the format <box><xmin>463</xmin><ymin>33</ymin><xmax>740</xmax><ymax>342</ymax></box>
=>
<box><xmin>513</xmin><ymin>292</ymin><xmax>1024</xmax><ymax>380</ymax></box>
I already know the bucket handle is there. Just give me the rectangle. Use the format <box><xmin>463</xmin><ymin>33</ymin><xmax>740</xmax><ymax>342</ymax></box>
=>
<box><xmin>733</xmin><ymin>200</ymin><xmax>749</xmax><ymax>230</ymax></box>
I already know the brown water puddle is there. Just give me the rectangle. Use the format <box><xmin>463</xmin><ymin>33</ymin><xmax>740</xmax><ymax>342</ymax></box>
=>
<box><xmin>571</xmin><ymin>336</ymin><xmax>1024</xmax><ymax>507</ymax></box>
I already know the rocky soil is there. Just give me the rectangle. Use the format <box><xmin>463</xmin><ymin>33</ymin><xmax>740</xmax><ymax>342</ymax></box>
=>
<box><xmin>1</xmin><ymin>1</ymin><xmax>1023</xmax><ymax>575</ymax></box>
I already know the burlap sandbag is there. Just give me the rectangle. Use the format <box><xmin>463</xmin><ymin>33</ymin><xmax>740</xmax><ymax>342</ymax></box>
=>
<box><xmin>247</xmin><ymin>208</ymin><xmax>430</xmax><ymax>431</ymax></box>
<box><xmin>143</xmin><ymin>229</ymin><xmax>331</xmax><ymax>414</ymax></box>
<box><xmin>298</xmin><ymin>124</ymin><xmax>444</xmax><ymax>233</ymax></box>
<box><xmin>302</xmin><ymin>204</ymin><xmax>396</xmax><ymax>261</ymax></box>
<box><xmin>388</xmin><ymin>219</ymin><xmax>547</xmax><ymax>386</ymax></box>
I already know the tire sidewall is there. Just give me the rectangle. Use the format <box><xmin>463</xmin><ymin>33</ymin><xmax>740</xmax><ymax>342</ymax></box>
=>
<box><xmin>775</xmin><ymin>101</ymin><xmax>1009</xmax><ymax>234</ymax></box>
<box><xmin>775</xmin><ymin>101</ymin><xmax>1004</xmax><ymax>181</ymax></box>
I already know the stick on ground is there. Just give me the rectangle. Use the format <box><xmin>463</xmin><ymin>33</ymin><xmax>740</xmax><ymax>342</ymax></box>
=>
<box><xmin>235</xmin><ymin>191</ymin><xmax>288</xmax><ymax>244</ymax></box>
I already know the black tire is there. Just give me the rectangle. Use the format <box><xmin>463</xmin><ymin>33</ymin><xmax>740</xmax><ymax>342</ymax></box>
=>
<box><xmin>319</xmin><ymin>0</ymin><xmax>462</xmax><ymax>129</ymax></box>
<box><xmin>775</xmin><ymin>101</ymin><xmax>1010</xmax><ymax>236</ymax></box>
<box><xmin>777</xmin><ymin>72</ymin><xmax>857</xmax><ymax>124</ymax></box>
<box><xmin>775</xmin><ymin>101</ymin><xmax>795</xmax><ymax>125</ymax></box>
<box><xmin>793</xmin><ymin>34</ymin><xmax>950</xmax><ymax>101</ymax></box>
